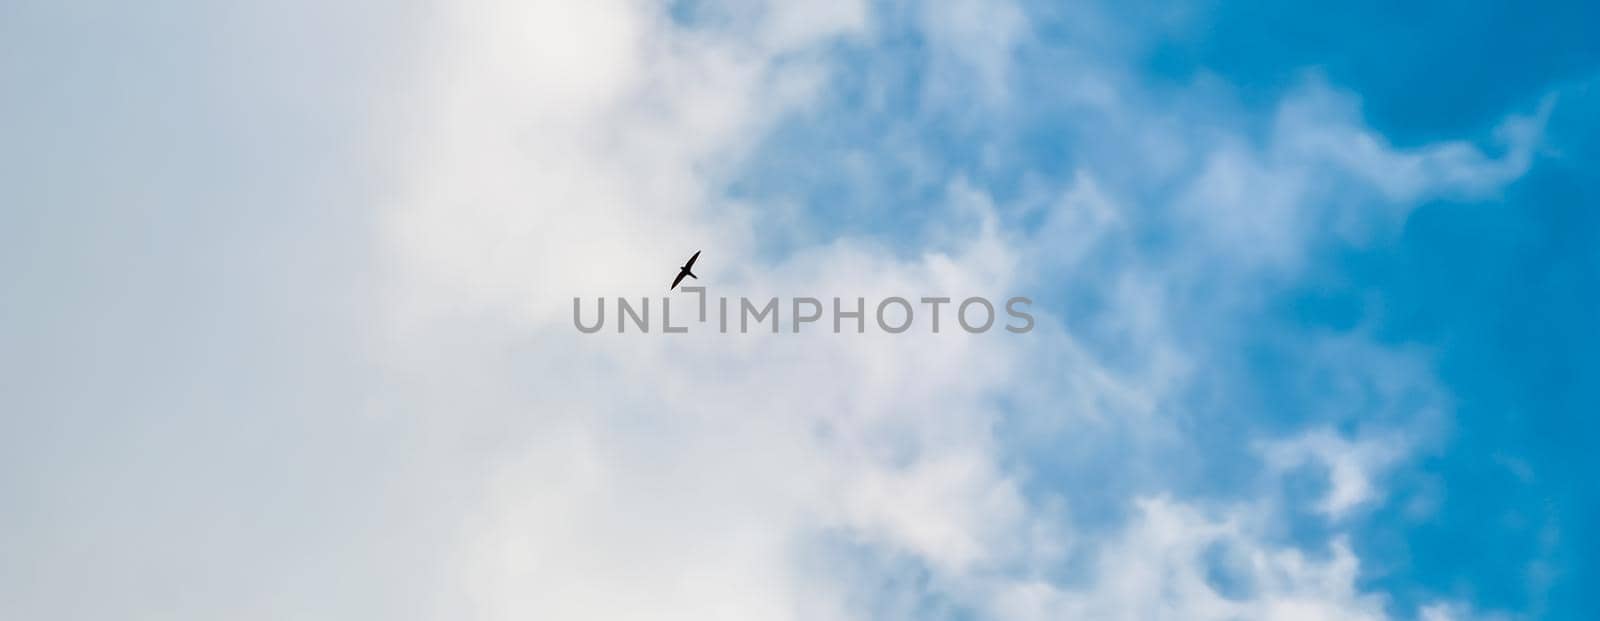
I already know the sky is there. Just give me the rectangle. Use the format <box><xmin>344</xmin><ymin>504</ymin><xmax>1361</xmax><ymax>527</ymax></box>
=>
<box><xmin>2</xmin><ymin>0</ymin><xmax>1598</xmax><ymax>619</ymax></box>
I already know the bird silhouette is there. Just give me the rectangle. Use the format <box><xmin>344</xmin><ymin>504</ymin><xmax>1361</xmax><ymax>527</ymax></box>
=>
<box><xmin>670</xmin><ymin>250</ymin><xmax>700</xmax><ymax>290</ymax></box>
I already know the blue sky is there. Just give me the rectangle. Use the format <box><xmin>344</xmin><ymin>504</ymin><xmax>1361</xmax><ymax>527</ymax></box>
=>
<box><xmin>3</xmin><ymin>0</ymin><xmax>1598</xmax><ymax>619</ymax></box>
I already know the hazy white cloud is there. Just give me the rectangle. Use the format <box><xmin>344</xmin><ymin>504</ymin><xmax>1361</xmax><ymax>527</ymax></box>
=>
<box><xmin>918</xmin><ymin>0</ymin><xmax>1027</xmax><ymax>103</ymax></box>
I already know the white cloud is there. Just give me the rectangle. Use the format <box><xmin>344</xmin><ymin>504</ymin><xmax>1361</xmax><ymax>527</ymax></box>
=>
<box><xmin>0</xmin><ymin>0</ymin><xmax>1558</xmax><ymax>619</ymax></box>
<box><xmin>1261</xmin><ymin>428</ymin><xmax>1410</xmax><ymax>519</ymax></box>
<box><xmin>984</xmin><ymin>498</ymin><xmax>1391</xmax><ymax>621</ymax></box>
<box><xmin>375</xmin><ymin>2</ymin><xmax>1544</xmax><ymax>620</ymax></box>
<box><xmin>1174</xmin><ymin>77</ymin><xmax>1547</xmax><ymax>274</ymax></box>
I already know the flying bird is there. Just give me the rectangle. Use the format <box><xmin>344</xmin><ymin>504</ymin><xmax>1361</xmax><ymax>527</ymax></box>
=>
<box><xmin>670</xmin><ymin>250</ymin><xmax>700</xmax><ymax>290</ymax></box>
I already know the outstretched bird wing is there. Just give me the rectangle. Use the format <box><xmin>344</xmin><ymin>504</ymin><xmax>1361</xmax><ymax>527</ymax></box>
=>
<box><xmin>683</xmin><ymin>250</ymin><xmax>700</xmax><ymax>270</ymax></box>
<box><xmin>671</xmin><ymin>269</ymin><xmax>689</xmax><ymax>290</ymax></box>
